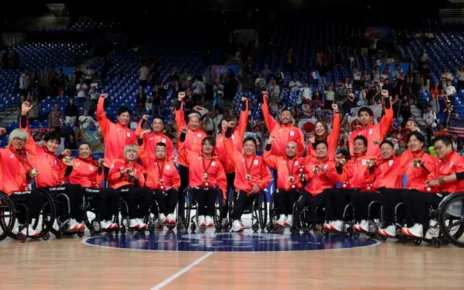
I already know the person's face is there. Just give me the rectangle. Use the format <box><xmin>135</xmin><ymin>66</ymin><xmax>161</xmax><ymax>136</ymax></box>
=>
<box><xmin>408</xmin><ymin>135</ymin><xmax>423</xmax><ymax>152</ymax></box>
<box><xmin>434</xmin><ymin>140</ymin><xmax>453</xmax><ymax>160</ymax></box>
<box><xmin>79</xmin><ymin>144</ymin><xmax>92</xmax><ymax>159</ymax></box>
<box><xmin>152</xmin><ymin>118</ymin><xmax>164</xmax><ymax>132</ymax></box>
<box><xmin>124</xmin><ymin>149</ymin><xmax>138</xmax><ymax>161</ymax></box>
<box><xmin>155</xmin><ymin>145</ymin><xmax>166</xmax><ymax>160</ymax></box>
<box><xmin>380</xmin><ymin>143</ymin><xmax>394</xmax><ymax>160</ymax></box>
<box><xmin>11</xmin><ymin>137</ymin><xmax>26</xmax><ymax>150</ymax></box>
<box><xmin>353</xmin><ymin>139</ymin><xmax>367</xmax><ymax>154</ymax></box>
<box><xmin>280</xmin><ymin>110</ymin><xmax>292</xmax><ymax>125</ymax></box>
<box><xmin>315</xmin><ymin>143</ymin><xmax>328</xmax><ymax>158</ymax></box>
<box><xmin>202</xmin><ymin>140</ymin><xmax>214</xmax><ymax>155</ymax></box>
<box><xmin>188</xmin><ymin>116</ymin><xmax>200</xmax><ymax>131</ymax></box>
<box><xmin>243</xmin><ymin>140</ymin><xmax>256</xmax><ymax>155</ymax></box>
<box><xmin>315</xmin><ymin>122</ymin><xmax>325</xmax><ymax>136</ymax></box>
<box><xmin>359</xmin><ymin>111</ymin><xmax>372</xmax><ymax>126</ymax></box>
<box><xmin>45</xmin><ymin>139</ymin><xmax>60</xmax><ymax>153</ymax></box>
<box><xmin>118</xmin><ymin>112</ymin><xmax>130</xmax><ymax>125</ymax></box>
<box><xmin>286</xmin><ymin>142</ymin><xmax>297</xmax><ymax>157</ymax></box>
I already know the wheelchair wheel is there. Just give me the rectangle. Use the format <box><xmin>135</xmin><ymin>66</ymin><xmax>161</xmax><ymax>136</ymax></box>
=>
<box><xmin>412</xmin><ymin>237</ymin><xmax>422</xmax><ymax>245</ymax></box>
<box><xmin>256</xmin><ymin>193</ymin><xmax>268</xmax><ymax>232</ymax></box>
<box><xmin>0</xmin><ymin>191</ymin><xmax>16</xmax><ymax>242</ymax></box>
<box><xmin>213</xmin><ymin>191</ymin><xmax>224</xmax><ymax>232</ymax></box>
<box><xmin>49</xmin><ymin>193</ymin><xmax>71</xmax><ymax>238</ymax></box>
<box><xmin>438</xmin><ymin>193</ymin><xmax>464</xmax><ymax>248</ymax></box>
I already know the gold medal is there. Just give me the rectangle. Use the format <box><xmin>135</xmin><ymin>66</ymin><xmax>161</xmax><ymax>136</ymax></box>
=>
<box><xmin>313</xmin><ymin>166</ymin><xmax>319</xmax><ymax>173</ymax></box>
<box><xmin>412</xmin><ymin>160</ymin><xmax>420</xmax><ymax>168</ymax></box>
<box><xmin>30</xmin><ymin>168</ymin><xmax>38</xmax><ymax>176</ymax></box>
<box><xmin>366</xmin><ymin>159</ymin><xmax>374</xmax><ymax>167</ymax></box>
<box><xmin>246</xmin><ymin>174</ymin><xmax>252</xmax><ymax>181</ymax></box>
<box><xmin>203</xmin><ymin>172</ymin><xmax>208</xmax><ymax>179</ymax></box>
<box><xmin>288</xmin><ymin>176</ymin><xmax>294</xmax><ymax>182</ymax></box>
<box><xmin>340</xmin><ymin>158</ymin><xmax>346</xmax><ymax>165</ymax></box>
<box><xmin>63</xmin><ymin>156</ymin><xmax>72</xmax><ymax>163</ymax></box>
<box><xmin>205</xmin><ymin>182</ymin><xmax>209</xmax><ymax>187</ymax></box>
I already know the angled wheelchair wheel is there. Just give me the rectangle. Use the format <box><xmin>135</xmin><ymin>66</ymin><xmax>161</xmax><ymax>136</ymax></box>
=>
<box><xmin>0</xmin><ymin>192</ymin><xmax>16</xmax><ymax>242</ymax></box>
<box><xmin>438</xmin><ymin>193</ymin><xmax>464</xmax><ymax>248</ymax></box>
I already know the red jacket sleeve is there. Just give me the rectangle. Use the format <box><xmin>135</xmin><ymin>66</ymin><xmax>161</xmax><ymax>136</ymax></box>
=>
<box><xmin>216</xmin><ymin>163</ymin><xmax>227</xmax><ymax>198</ymax></box>
<box><xmin>258</xmin><ymin>161</ymin><xmax>272</xmax><ymax>190</ymax></box>
<box><xmin>171</xmin><ymin>165</ymin><xmax>181</xmax><ymax>189</ymax></box>
<box><xmin>224</xmin><ymin>137</ymin><xmax>237</xmax><ymax>168</ymax></box>
<box><xmin>175</xmin><ymin>101</ymin><xmax>187</xmax><ymax>133</ymax></box>
<box><xmin>108</xmin><ymin>160</ymin><xmax>124</xmax><ymax>184</ymax></box>
<box><xmin>322</xmin><ymin>163</ymin><xmax>340</xmax><ymax>184</ymax></box>
<box><xmin>236</xmin><ymin>100</ymin><xmax>249</xmax><ymax>141</ymax></box>
<box><xmin>135</xmin><ymin>118</ymin><xmax>145</xmax><ymax>139</ymax></box>
<box><xmin>379</xmin><ymin>104</ymin><xmax>394</xmax><ymax>139</ymax></box>
<box><xmin>96</xmin><ymin>97</ymin><xmax>110</xmax><ymax>135</ymax></box>
<box><xmin>263</xmin><ymin>148</ymin><xmax>278</xmax><ymax>169</ymax></box>
<box><xmin>327</xmin><ymin>113</ymin><xmax>341</xmax><ymax>156</ymax></box>
<box><xmin>296</xmin><ymin>128</ymin><xmax>305</xmax><ymax>157</ymax></box>
<box><xmin>261</xmin><ymin>94</ymin><xmax>277</xmax><ymax>134</ymax></box>
<box><xmin>166</xmin><ymin>137</ymin><xmax>175</xmax><ymax>162</ymax></box>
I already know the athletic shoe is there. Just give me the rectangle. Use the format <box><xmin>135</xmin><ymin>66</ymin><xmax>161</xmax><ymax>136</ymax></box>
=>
<box><xmin>205</xmin><ymin>216</ymin><xmax>214</xmax><ymax>227</ymax></box>
<box><xmin>275</xmin><ymin>214</ymin><xmax>286</xmax><ymax>227</ymax></box>
<box><xmin>198</xmin><ymin>216</ymin><xmax>206</xmax><ymax>227</ymax></box>
<box><xmin>231</xmin><ymin>220</ymin><xmax>244</xmax><ymax>232</ymax></box>
<box><xmin>285</xmin><ymin>215</ymin><xmax>293</xmax><ymax>227</ymax></box>
<box><xmin>167</xmin><ymin>214</ymin><xmax>176</xmax><ymax>225</ymax></box>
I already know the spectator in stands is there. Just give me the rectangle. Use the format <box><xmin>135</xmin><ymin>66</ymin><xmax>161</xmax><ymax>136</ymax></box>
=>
<box><xmin>445</xmin><ymin>80</ymin><xmax>457</xmax><ymax>104</ymax></box>
<box><xmin>443</xmin><ymin>100</ymin><xmax>453</xmax><ymax>127</ymax></box>
<box><xmin>456</xmin><ymin>66</ymin><xmax>464</xmax><ymax>92</ymax></box>
<box><xmin>441</xmin><ymin>67</ymin><xmax>453</xmax><ymax>89</ymax></box>
<box><xmin>48</xmin><ymin>103</ymin><xmax>63</xmax><ymax>129</ymax></box>
<box><xmin>255</xmin><ymin>73</ymin><xmax>265</xmax><ymax>87</ymax></box>
<box><xmin>286</xmin><ymin>49</ymin><xmax>296</xmax><ymax>72</ymax></box>
<box><xmin>139</xmin><ymin>63</ymin><xmax>149</xmax><ymax>87</ymax></box>
<box><xmin>19</xmin><ymin>70</ymin><xmax>30</xmax><ymax>97</ymax></box>
<box><xmin>84</xmin><ymin>66</ymin><xmax>94</xmax><ymax>87</ymax></box>
<box><xmin>213</xmin><ymin>79</ymin><xmax>224</xmax><ymax>99</ymax></box>
<box><xmin>65</xmin><ymin>97</ymin><xmax>79</xmax><ymax>127</ymax></box>
<box><xmin>289</xmin><ymin>76</ymin><xmax>301</xmax><ymax>92</ymax></box>
<box><xmin>274</xmin><ymin>67</ymin><xmax>284</xmax><ymax>84</ymax></box>
<box><xmin>79</xmin><ymin>109</ymin><xmax>97</xmax><ymax>129</ymax></box>
<box><xmin>76</xmin><ymin>78</ymin><xmax>88</xmax><ymax>101</ymax></box>
<box><xmin>352</xmin><ymin>67</ymin><xmax>362</xmax><ymax>90</ymax></box>
<box><xmin>268</xmin><ymin>80</ymin><xmax>281</xmax><ymax>103</ymax></box>
<box><xmin>261</xmin><ymin>63</ymin><xmax>272</xmax><ymax>83</ymax></box>
<box><xmin>423</xmin><ymin>104</ymin><xmax>437</xmax><ymax>145</ymax></box>
<box><xmin>27</xmin><ymin>95</ymin><xmax>39</xmax><ymax>121</ymax></box>
<box><xmin>399</xmin><ymin>95</ymin><xmax>412</xmax><ymax>122</ymax></box>
<box><xmin>192</xmin><ymin>77</ymin><xmax>205</xmax><ymax>98</ymax></box>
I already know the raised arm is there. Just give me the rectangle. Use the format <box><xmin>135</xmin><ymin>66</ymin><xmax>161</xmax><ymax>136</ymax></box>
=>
<box><xmin>175</xmin><ymin>92</ymin><xmax>187</xmax><ymax>133</ymax></box>
<box><xmin>235</xmin><ymin>97</ymin><xmax>249</xmax><ymax>141</ymax></box>
<box><xmin>96</xmin><ymin>94</ymin><xmax>111</xmax><ymax>134</ymax></box>
<box><xmin>261</xmin><ymin>92</ymin><xmax>277</xmax><ymax>133</ymax></box>
<box><xmin>263</xmin><ymin>136</ymin><xmax>278</xmax><ymax>169</ymax></box>
<box><xmin>327</xmin><ymin>104</ymin><xmax>341</xmax><ymax>154</ymax></box>
<box><xmin>378</xmin><ymin>90</ymin><xmax>394</xmax><ymax>139</ymax></box>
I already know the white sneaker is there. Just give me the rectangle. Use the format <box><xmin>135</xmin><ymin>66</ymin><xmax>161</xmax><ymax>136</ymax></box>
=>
<box><xmin>425</xmin><ymin>220</ymin><xmax>439</xmax><ymax>239</ymax></box>
<box><xmin>383</xmin><ymin>225</ymin><xmax>396</xmax><ymax>237</ymax></box>
<box><xmin>359</xmin><ymin>220</ymin><xmax>369</xmax><ymax>232</ymax></box>
<box><xmin>167</xmin><ymin>214</ymin><xmax>176</xmax><ymax>225</ymax></box>
<box><xmin>221</xmin><ymin>218</ymin><xmax>229</xmax><ymax>228</ymax></box>
<box><xmin>138</xmin><ymin>218</ymin><xmax>147</xmax><ymax>230</ymax></box>
<box><xmin>285</xmin><ymin>215</ymin><xmax>293</xmax><ymax>227</ymax></box>
<box><xmin>21</xmin><ymin>224</ymin><xmax>39</xmax><ymax>237</ymax></box>
<box><xmin>68</xmin><ymin>219</ymin><xmax>80</xmax><ymax>231</ymax></box>
<box><xmin>407</xmin><ymin>223</ymin><xmax>423</xmax><ymax>238</ymax></box>
<box><xmin>331</xmin><ymin>220</ymin><xmax>343</xmax><ymax>232</ymax></box>
<box><xmin>101</xmin><ymin>220</ymin><xmax>112</xmax><ymax>230</ymax></box>
<box><xmin>129</xmin><ymin>219</ymin><xmax>140</xmax><ymax>228</ymax></box>
<box><xmin>353</xmin><ymin>222</ymin><xmax>360</xmax><ymax>231</ymax></box>
<box><xmin>205</xmin><ymin>216</ymin><xmax>214</xmax><ymax>227</ymax></box>
<box><xmin>231</xmin><ymin>220</ymin><xmax>244</xmax><ymax>232</ymax></box>
<box><xmin>159</xmin><ymin>214</ymin><xmax>167</xmax><ymax>224</ymax></box>
<box><xmin>275</xmin><ymin>214</ymin><xmax>285</xmax><ymax>227</ymax></box>
<box><xmin>198</xmin><ymin>216</ymin><xmax>206</xmax><ymax>227</ymax></box>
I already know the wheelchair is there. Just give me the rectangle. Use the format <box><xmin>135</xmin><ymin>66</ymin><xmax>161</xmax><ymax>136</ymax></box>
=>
<box><xmin>183</xmin><ymin>187</ymin><xmax>224</xmax><ymax>232</ymax></box>
<box><xmin>438</xmin><ymin>192</ymin><xmax>464</xmax><ymax>248</ymax></box>
<box><xmin>266</xmin><ymin>190</ymin><xmax>295</xmax><ymax>233</ymax></box>
<box><xmin>48</xmin><ymin>187</ymin><xmax>85</xmax><ymax>239</ymax></box>
<box><xmin>320</xmin><ymin>202</ymin><xmax>359</xmax><ymax>238</ymax></box>
<box><xmin>0</xmin><ymin>192</ymin><xmax>16</xmax><ymax>242</ymax></box>
<box><xmin>82</xmin><ymin>193</ymin><xmax>119</xmax><ymax>237</ymax></box>
<box><xmin>7</xmin><ymin>189</ymin><xmax>56</xmax><ymax>243</ymax></box>
<box><xmin>227</xmin><ymin>190</ymin><xmax>267</xmax><ymax>233</ymax></box>
<box><xmin>146</xmin><ymin>197</ymin><xmax>177</xmax><ymax>234</ymax></box>
<box><xmin>290</xmin><ymin>198</ymin><xmax>326</xmax><ymax>234</ymax></box>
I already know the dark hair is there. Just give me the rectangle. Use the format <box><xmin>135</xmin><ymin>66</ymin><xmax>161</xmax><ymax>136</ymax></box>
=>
<box><xmin>202</xmin><ymin>136</ymin><xmax>216</xmax><ymax>147</ymax></box>
<box><xmin>353</xmin><ymin>135</ymin><xmax>368</xmax><ymax>147</ymax></box>
<box><xmin>358</xmin><ymin>107</ymin><xmax>373</xmax><ymax>117</ymax></box>
<box><xmin>44</xmin><ymin>132</ymin><xmax>61</xmax><ymax>144</ymax></box>
<box><xmin>117</xmin><ymin>106</ymin><xmax>131</xmax><ymax>116</ymax></box>
<box><xmin>217</xmin><ymin>116</ymin><xmax>237</xmax><ymax>131</ymax></box>
<box><xmin>380</xmin><ymin>140</ymin><xmax>394</xmax><ymax>149</ymax></box>
<box><xmin>78</xmin><ymin>142</ymin><xmax>92</xmax><ymax>150</ymax></box>
<box><xmin>314</xmin><ymin>140</ymin><xmax>328</xmax><ymax>149</ymax></box>
<box><xmin>280</xmin><ymin>108</ymin><xmax>292</xmax><ymax>115</ymax></box>
<box><xmin>432</xmin><ymin>135</ymin><xmax>453</xmax><ymax>147</ymax></box>
<box><xmin>243</xmin><ymin>136</ymin><xmax>257</xmax><ymax>147</ymax></box>
<box><xmin>407</xmin><ymin>131</ymin><xmax>425</xmax><ymax>143</ymax></box>
<box><xmin>156</xmin><ymin>142</ymin><xmax>167</xmax><ymax>148</ymax></box>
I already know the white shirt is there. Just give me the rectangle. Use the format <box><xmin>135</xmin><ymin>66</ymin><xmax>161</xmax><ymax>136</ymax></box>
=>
<box><xmin>302</xmin><ymin>87</ymin><xmax>311</xmax><ymax>100</ymax></box>
<box><xmin>457</xmin><ymin>71</ymin><xmax>464</xmax><ymax>81</ymax></box>
<box><xmin>289</xmin><ymin>81</ymin><xmax>301</xmax><ymax>91</ymax></box>
<box><xmin>325</xmin><ymin>90</ymin><xmax>335</xmax><ymax>101</ymax></box>
<box><xmin>446</xmin><ymin>85</ymin><xmax>456</xmax><ymax>96</ymax></box>
<box><xmin>76</xmin><ymin>83</ymin><xmax>88</xmax><ymax>98</ymax></box>
<box><xmin>139</xmin><ymin>66</ymin><xmax>149</xmax><ymax>81</ymax></box>
<box><xmin>423</xmin><ymin>111</ymin><xmax>436</xmax><ymax>126</ymax></box>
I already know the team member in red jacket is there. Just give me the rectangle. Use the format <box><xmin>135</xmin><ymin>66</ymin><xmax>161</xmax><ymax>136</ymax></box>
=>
<box><xmin>323</xmin><ymin>135</ymin><xmax>376</xmax><ymax>232</ymax></box>
<box><xmin>0</xmin><ymin>129</ymin><xmax>43</xmax><ymax>236</ymax></box>
<box><xmin>349</xmin><ymin>90</ymin><xmax>393</xmax><ymax>157</ymax></box>
<box><xmin>402</xmin><ymin>135</ymin><xmax>463</xmax><ymax>238</ymax></box>
<box><xmin>136</xmin><ymin>115</ymin><xmax>174</xmax><ymax>161</ymax></box>
<box><xmin>107</xmin><ymin>145</ymin><xmax>152</xmax><ymax>230</ymax></box>
<box><xmin>179</xmin><ymin>131</ymin><xmax>226</xmax><ymax>228</ymax></box>
<box><xmin>264</xmin><ymin>137</ymin><xmax>305</xmax><ymax>227</ymax></box>
<box><xmin>396</xmin><ymin>132</ymin><xmax>438</xmax><ymax>238</ymax></box>
<box><xmin>307</xmin><ymin>104</ymin><xmax>341</xmax><ymax>160</ymax></box>
<box><xmin>175</xmin><ymin>92</ymin><xmax>207</xmax><ymax>228</ymax></box>
<box><xmin>20</xmin><ymin>102</ymin><xmax>84</xmax><ymax>231</ymax></box>
<box><xmin>139</xmin><ymin>142</ymin><xmax>180</xmax><ymax>227</ymax></box>
<box><xmin>65</xmin><ymin>142</ymin><xmax>118</xmax><ymax>231</ymax></box>
<box><xmin>97</xmin><ymin>93</ymin><xmax>138</xmax><ymax>182</ymax></box>
<box><xmin>364</xmin><ymin>140</ymin><xmax>404</xmax><ymax>237</ymax></box>
<box><xmin>224</xmin><ymin>124</ymin><xmax>272</xmax><ymax>232</ymax></box>
<box><xmin>261</xmin><ymin>92</ymin><xmax>305</xmax><ymax>157</ymax></box>
<box><xmin>299</xmin><ymin>140</ymin><xmax>340</xmax><ymax>227</ymax></box>
<box><xmin>215</xmin><ymin>97</ymin><xmax>248</xmax><ymax>227</ymax></box>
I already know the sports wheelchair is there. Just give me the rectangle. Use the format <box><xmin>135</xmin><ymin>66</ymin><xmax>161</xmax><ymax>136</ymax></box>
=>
<box><xmin>229</xmin><ymin>190</ymin><xmax>267</xmax><ymax>233</ymax></box>
<box><xmin>183</xmin><ymin>187</ymin><xmax>224</xmax><ymax>232</ymax></box>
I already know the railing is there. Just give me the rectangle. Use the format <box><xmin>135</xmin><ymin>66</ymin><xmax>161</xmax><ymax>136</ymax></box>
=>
<box><xmin>439</xmin><ymin>9</ymin><xmax>464</xmax><ymax>22</ymax></box>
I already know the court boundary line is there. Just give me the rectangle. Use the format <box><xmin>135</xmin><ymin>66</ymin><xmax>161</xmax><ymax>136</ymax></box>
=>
<box><xmin>81</xmin><ymin>234</ymin><xmax>381</xmax><ymax>253</ymax></box>
<box><xmin>150</xmin><ymin>251</ymin><xmax>214</xmax><ymax>290</ymax></box>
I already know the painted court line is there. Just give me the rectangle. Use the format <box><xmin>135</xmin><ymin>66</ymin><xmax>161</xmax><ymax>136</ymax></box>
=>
<box><xmin>150</xmin><ymin>252</ymin><xmax>214</xmax><ymax>290</ymax></box>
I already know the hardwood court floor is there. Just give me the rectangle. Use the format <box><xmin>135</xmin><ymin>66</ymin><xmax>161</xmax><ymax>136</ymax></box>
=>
<box><xmin>0</xmin><ymin>230</ymin><xmax>463</xmax><ymax>290</ymax></box>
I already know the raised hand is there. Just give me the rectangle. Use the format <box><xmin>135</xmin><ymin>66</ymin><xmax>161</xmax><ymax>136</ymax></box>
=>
<box><xmin>142</xmin><ymin>114</ymin><xmax>150</xmax><ymax>121</ymax></box>
<box><xmin>178</xmin><ymin>92</ymin><xmax>186</xmax><ymax>101</ymax></box>
<box><xmin>381</xmin><ymin>90</ymin><xmax>389</xmax><ymax>99</ymax></box>
<box><xmin>180</xmin><ymin>126</ymin><xmax>188</xmax><ymax>134</ymax></box>
<box><xmin>332</xmin><ymin>103</ymin><xmax>339</xmax><ymax>112</ymax></box>
<box><xmin>228</xmin><ymin>121</ymin><xmax>236</xmax><ymax>128</ymax></box>
<box><xmin>0</xmin><ymin>127</ymin><xmax>6</xmax><ymax>136</ymax></box>
<box><xmin>97</xmin><ymin>158</ymin><xmax>106</xmax><ymax>167</ymax></box>
<box><xmin>61</xmin><ymin>149</ymin><xmax>71</xmax><ymax>157</ymax></box>
<box><xmin>21</xmin><ymin>101</ymin><xmax>33</xmax><ymax>116</ymax></box>
<box><xmin>99</xmin><ymin>93</ymin><xmax>108</xmax><ymax>99</ymax></box>
<box><xmin>140</xmin><ymin>129</ymin><xmax>151</xmax><ymax>138</ymax></box>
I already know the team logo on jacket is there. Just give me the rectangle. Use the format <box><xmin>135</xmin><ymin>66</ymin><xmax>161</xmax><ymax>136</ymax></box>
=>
<box><xmin>388</xmin><ymin>160</ymin><xmax>394</xmax><ymax>167</ymax></box>
<box><xmin>10</xmin><ymin>154</ymin><xmax>14</xmax><ymax>158</ymax></box>
<box><xmin>211</xmin><ymin>161</ymin><xmax>216</xmax><ymax>166</ymax></box>
<box><xmin>197</xmin><ymin>133</ymin><xmax>202</xmax><ymax>138</ymax></box>
<box><xmin>149</xmin><ymin>137</ymin><xmax>154</xmax><ymax>141</ymax></box>
<box><xmin>161</xmin><ymin>138</ymin><xmax>166</xmax><ymax>143</ymax></box>
<box><xmin>254</xmin><ymin>160</ymin><xmax>259</xmax><ymax>165</ymax></box>
<box><xmin>89</xmin><ymin>166</ymin><xmax>94</xmax><ymax>171</ymax></box>
<box><xmin>290</xmin><ymin>131</ymin><xmax>295</xmax><ymax>136</ymax></box>
<box><xmin>127</xmin><ymin>132</ymin><xmax>131</xmax><ymax>137</ymax></box>
<box><xmin>166</xmin><ymin>165</ymin><xmax>170</xmax><ymax>170</ymax></box>
<box><xmin>369</xmin><ymin>129</ymin><xmax>373</xmax><ymax>135</ymax></box>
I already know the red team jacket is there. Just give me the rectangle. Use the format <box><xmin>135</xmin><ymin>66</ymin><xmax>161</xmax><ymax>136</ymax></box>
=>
<box><xmin>303</xmin><ymin>157</ymin><xmax>340</xmax><ymax>196</ymax></box>
<box><xmin>97</xmin><ymin>97</ymin><xmax>138</xmax><ymax>167</ymax></box>
<box><xmin>107</xmin><ymin>159</ymin><xmax>145</xmax><ymax>189</ymax></box>
<box><xmin>263</xmin><ymin>150</ymin><xmax>306</xmax><ymax>191</ymax></box>
<box><xmin>68</xmin><ymin>157</ymin><xmax>104</xmax><ymax>188</ymax></box>
<box><xmin>224</xmin><ymin>137</ymin><xmax>272</xmax><ymax>194</ymax></box>
<box><xmin>0</xmin><ymin>146</ymin><xmax>32</xmax><ymax>194</ymax></box>
<box><xmin>135</xmin><ymin>119</ymin><xmax>174</xmax><ymax>161</ymax></box>
<box><xmin>307</xmin><ymin>113</ymin><xmax>341</xmax><ymax>160</ymax></box>
<box><xmin>139</xmin><ymin>148</ymin><xmax>180</xmax><ymax>190</ymax></box>
<box><xmin>428</xmin><ymin>150</ymin><xmax>464</xmax><ymax>193</ymax></box>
